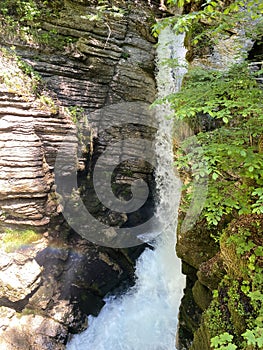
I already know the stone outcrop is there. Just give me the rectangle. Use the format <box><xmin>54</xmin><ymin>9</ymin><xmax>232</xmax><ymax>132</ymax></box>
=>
<box><xmin>187</xmin><ymin>214</ymin><xmax>263</xmax><ymax>350</ymax></box>
<box><xmin>0</xmin><ymin>91</ymin><xmax>74</xmax><ymax>229</ymax></box>
<box><xmin>0</xmin><ymin>251</ymin><xmax>42</xmax><ymax>302</ymax></box>
<box><xmin>0</xmin><ymin>307</ymin><xmax>67</xmax><ymax>350</ymax></box>
<box><xmin>0</xmin><ymin>0</ymin><xmax>164</xmax><ymax>348</ymax></box>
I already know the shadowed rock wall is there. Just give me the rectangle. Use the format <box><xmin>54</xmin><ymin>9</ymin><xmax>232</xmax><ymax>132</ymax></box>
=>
<box><xmin>0</xmin><ymin>1</ymin><xmax>164</xmax><ymax>348</ymax></box>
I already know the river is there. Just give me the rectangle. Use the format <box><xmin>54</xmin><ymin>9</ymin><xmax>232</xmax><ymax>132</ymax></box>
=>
<box><xmin>66</xmin><ymin>27</ymin><xmax>187</xmax><ymax>350</ymax></box>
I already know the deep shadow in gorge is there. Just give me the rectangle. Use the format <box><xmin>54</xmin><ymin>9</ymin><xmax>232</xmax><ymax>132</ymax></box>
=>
<box><xmin>0</xmin><ymin>1</ymin><xmax>171</xmax><ymax>348</ymax></box>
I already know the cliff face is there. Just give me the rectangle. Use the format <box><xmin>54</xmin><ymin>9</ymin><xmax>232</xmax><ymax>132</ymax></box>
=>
<box><xmin>1</xmin><ymin>1</ymin><xmax>261</xmax><ymax>349</ymax></box>
<box><xmin>0</xmin><ymin>1</ymin><xmax>163</xmax><ymax>348</ymax></box>
<box><xmin>0</xmin><ymin>0</ymin><xmax>160</xmax><ymax>231</ymax></box>
<box><xmin>0</xmin><ymin>92</ymin><xmax>73</xmax><ymax>229</ymax></box>
<box><xmin>174</xmin><ymin>4</ymin><xmax>263</xmax><ymax>349</ymax></box>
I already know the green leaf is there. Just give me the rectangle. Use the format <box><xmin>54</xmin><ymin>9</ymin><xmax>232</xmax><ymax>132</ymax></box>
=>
<box><xmin>211</xmin><ymin>335</ymin><xmax>221</xmax><ymax>348</ymax></box>
<box><xmin>212</xmin><ymin>172</ymin><xmax>219</xmax><ymax>180</ymax></box>
<box><xmin>252</xmin><ymin>188</ymin><xmax>263</xmax><ymax>196</ymax></box>
<box><xmin>255</xmin><ymin>246</ymin><xmax>263</xmax><ymax>257</ymax></box>
<box><xmin>225</xmin><ymin>344</ymin><xmax>237</xmax><ymax>350</ymax></box>
<box><xmin>248</xmin><ymin>291</ymin><xmax>263</xmax><ymax>302</ymax></box>
<box><xmin>220</xmin><ymin>332</ymin><xmax>234</xmax><ymax>343</ymax></box>
<box><xmin>240</xmin><ymin>150</ymin><xmax>247</xmax><ymax>157</ymax></box>
<box><xmin>206</xmin><ymin>4</ymin><xmax>214</xmax><ymax>12</ymax></box>
<box><xmin>242</xmin><ymin>329</ymin><xmax>256</xmax><ymax>345</ymax></box>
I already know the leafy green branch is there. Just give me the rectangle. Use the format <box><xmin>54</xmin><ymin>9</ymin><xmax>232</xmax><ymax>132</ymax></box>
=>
<box><xmin>168</xmin><ymin>63</ymin><xmax>263</xmax><ymax>227</ymax></box>
<box><xmin>0</xmin><ymin>0</ymin><xmax>75</xmax><ymax>50</ymax></box>
<box><xmin>211</xmin><ymin>332</ymin><xmax>237</xmax><ymax>350</ymax></box>
<box><xmin>82</xmin><ymin>0</ymin><xmax>126</xmax><ymax>22</ymax></box>
<box><xmin>153</xmin><ymin>0</ymin><xmax>263</xmax><ymax>53</ymax></box>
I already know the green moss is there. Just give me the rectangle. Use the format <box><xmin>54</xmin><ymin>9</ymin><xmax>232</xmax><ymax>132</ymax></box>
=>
<box><xmin>190</xmin><ymin>322</ymin><xmax>211</xmax><ymax>350</ymax></box>
<box><xmin>220</xmin><ymin>231</ymin><xmax>248</xmax><ymax>280</ymax></box>
<box><xmin>1</xmin><ymin>228</ymin><xmax>42</xmax><ymax>252</ymax></box>
<box><xmin>197</xmin><ymin>253</ymin><xmax>226</xmax><ymax>291</ymax></box>
<box><xmin>19</xmin><ymin>307</ymin><xmax>39</xmax><ymax>317</ymax></box>
<box><xmin>0</xmin><ymin>47</ymin><xmax>40</xmax><ymax>96</ymax></box>
<box><xmin>0</xmin><ymin>0</ymin><xmax>77</xmax><ymax>51</ymax></box>
<box><xmin>192</xmin><ymin>280</ymin><xmax>212</xmax><ymax>311</ymax></box>
<box><xmin>191</xmin><ymin>215</ymin><xmax>263</xmax><ymax>350</ymax></box>
<box><xmin>38</xmin><ymin>94</ymin><xmax>58</xmax><ymax>114</ymax></box>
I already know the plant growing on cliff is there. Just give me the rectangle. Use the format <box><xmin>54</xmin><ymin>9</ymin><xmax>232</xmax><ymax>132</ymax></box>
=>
<box><xmin>38</xmin><ymin>94</ymin><xmax>58</xmax><ymax>113</ymax></box>
<box><xmin>168</xmin><ymin>63</ymin><xmax>263</xmax><ymax>228</ymax></box>
<box><xmin>153</xmin><ymin>0</ymin><xmax>263</xmax><ymax>49</ymax></box>
<box><xmin>80</xmin><ymin>0</ymin><xmax>126</xmax><ymax>48</ymax></box>
<box><xmin>0</xmin><ymin>47</ymin><xmax>41</xmax><ymax>96</ymax></box>
<box><xmin>153</xmin><ymin>1</ymin><xmax>263</xmax><ymax>349</ymax></box>
<box><xmin>242</xmin><ymin>327</ymin><xmax>263</xmax><ymax>348</ymax></box>
<box><xmin>0</xmin><ymin>46</ymin><xmax>60</xmax><ymax>116</ymax></box>
<box><xmin>67</xmin><ymin>105</ymin><xmax>86</xmax><ymax>124</ymax></box>
<box><xmin>211</xmin><ymin>332</ymin><xmax>237</xmax><ymax>350</ymax></box>
<box><xmin>207</xmin><ymin>217</ymin><xmax>263</xmax><ymax>350</ymax></box>
<box><xmin>1</xmin><ymin>228</ymin><xmax>41</xmax><ymax>252</ymax></box>
<box><xmin>0</xmin><ymin>0</ymin><xmax>75</xmax><ymax>50</ymax></box>
<box><xmin>83</xmin><ymin>0</ymin><xmax>126</xmax><ymax>22</ymax></box>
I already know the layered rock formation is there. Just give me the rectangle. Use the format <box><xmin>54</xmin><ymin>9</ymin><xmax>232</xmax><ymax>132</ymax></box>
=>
<box><xmin>0</xmin><ymin>92</ymin><xmax>74</xmax><ymax>229</ymax></box>
<box><xmin>0</xmin><ymin>1</ymin><xmax>164</xmax><ymax>348</ymax></box>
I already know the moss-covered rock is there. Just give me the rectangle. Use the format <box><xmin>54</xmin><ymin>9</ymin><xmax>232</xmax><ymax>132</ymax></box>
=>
<box><xmin>190</xmin><ymin>322</ymin><xmax>211</xmax><ymax>350</ymax></box>
<box><xmin>197</xmin><ymin>253</ymin><xmax>226</xmax><ymax>291</ymax></box>
<box><xmin>178</xmin><ymin>274</ymin><xmax>203</xmax><ymax>350</ymax></box>
<box><xmin>192</xmin><ymin>280</ymin><xmax>212</xmax><ymax>311</ymax></box>
<box><xmin>190</xmin><ymin>214</ymin><xmax>263</xmax><ymax>350</ymax></box>
<box><xmin>176</xmin><ymin>219</ymin><xmax>219</xmax><ymax>270</ymax></box>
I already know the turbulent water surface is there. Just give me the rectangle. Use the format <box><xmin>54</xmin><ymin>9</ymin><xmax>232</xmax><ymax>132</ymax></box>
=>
<box><xmin>67</xmin><ymin>28</ymin><xmax>187</xmax><ymax>350</ymax></box>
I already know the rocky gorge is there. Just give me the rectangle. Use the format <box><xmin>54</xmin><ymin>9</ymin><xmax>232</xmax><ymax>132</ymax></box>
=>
<box><xmin>0</xmin><ymin>1</ymin><xmax>162</xmax><ymax>348</ymax></box>
<box><xmin>0</xmin><ymin>0</ymin><xmax>262</xmax><ymax>349</ymax></box>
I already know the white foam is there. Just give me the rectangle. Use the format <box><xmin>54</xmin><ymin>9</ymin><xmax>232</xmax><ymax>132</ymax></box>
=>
<box><xmin>67</xmin><ymin>28</ymin><xmax>187</xmax><ymax>350</ymax></box>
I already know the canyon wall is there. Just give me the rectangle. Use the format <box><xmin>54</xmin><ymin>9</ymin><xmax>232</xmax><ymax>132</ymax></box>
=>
<box><xmin>174</xmin><ymin>4</ymin><xmax>263</xmax><ymax>349</ymax></box>
<box><xmin>0</xmin><ymin>1</ymin><xmax>164</xmax><ymax>348</ymax></box>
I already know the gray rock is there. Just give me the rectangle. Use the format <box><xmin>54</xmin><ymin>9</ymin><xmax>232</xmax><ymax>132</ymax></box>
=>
<box><xmin>0</xmin><ymin>0</ymin><xmax>163</xmax><ymax>348</ymax></box>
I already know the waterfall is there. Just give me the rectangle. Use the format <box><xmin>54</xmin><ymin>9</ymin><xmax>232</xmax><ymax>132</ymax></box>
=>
<box><xmin>66</xmin><ymin>27</ymin><xmax>187</xmax><ymax>350</ymax></box>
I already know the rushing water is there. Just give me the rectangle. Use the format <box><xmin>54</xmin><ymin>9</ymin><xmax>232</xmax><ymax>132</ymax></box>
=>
<box><xmin>66</xmin><ymin>27</ymin><xmax>187</xmax><ymax>350</ymax></box>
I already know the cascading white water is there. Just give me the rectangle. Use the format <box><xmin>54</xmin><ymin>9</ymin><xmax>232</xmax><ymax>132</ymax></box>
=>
<box><xmin>66</xmin><ymin>27</ymin><xmax>187</xmax><ymax>350</ymax></box>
